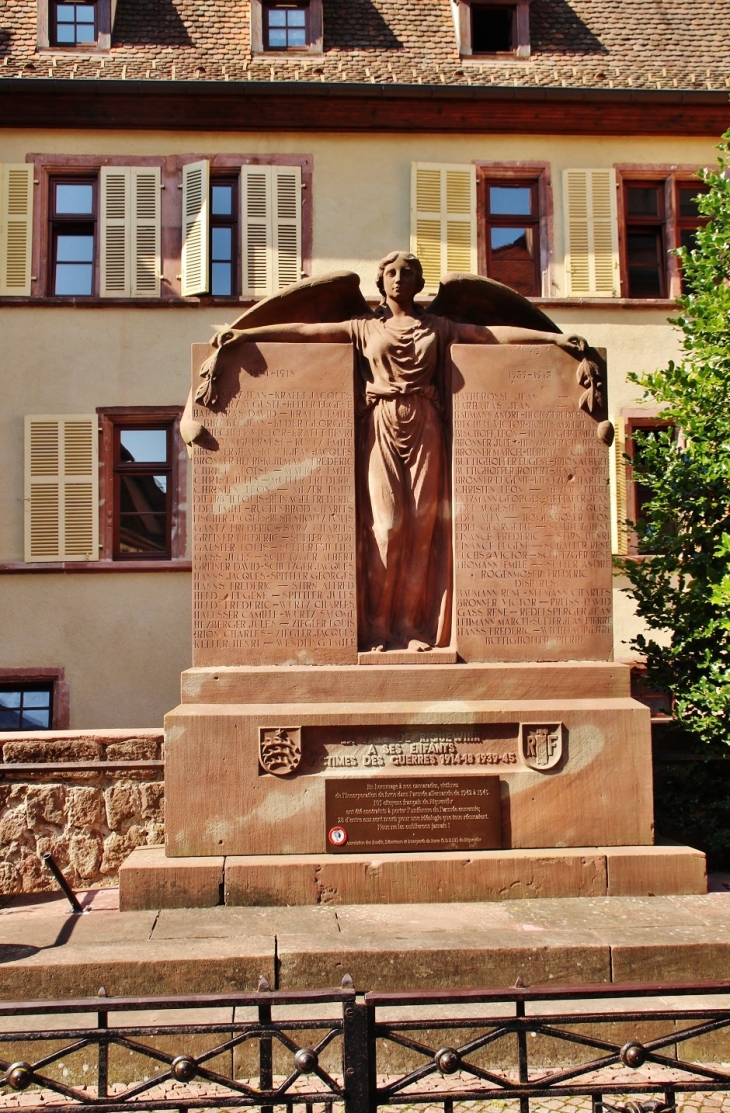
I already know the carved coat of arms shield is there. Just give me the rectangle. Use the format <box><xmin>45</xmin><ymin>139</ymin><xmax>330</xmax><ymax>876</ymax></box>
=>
<box><xmin>520</xmin><ymin>723</ymin><xmax>563</xmax><ymax>771</ymax></box>
<box><xmin>259</xmin><ymin>727</ymin><xmax>302</xmax><ymax>776</ymax></box>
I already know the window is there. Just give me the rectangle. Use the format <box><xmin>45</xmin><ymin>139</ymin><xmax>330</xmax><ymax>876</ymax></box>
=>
<box><xmin>210</xmin><ymin>178</ymin><xmax>239</xmax><ymax>297</ymax></box>
<box><xmin>0</xmin><ymin>684</ymin><xmax>53</xmax><ymax>730</ymax></box>
<box><xmin>482</xmin><ymin>179</ymin><xmax>540</xmax><ymax>296</ymax></box>
<box><xmin>624</xmin><ymin>182</ymin><xmax>667</xmax><ymax>299</ymax></box>
<box><xmin>49</xmin><ymin>177</ymin><xmax>96</xmax><ymax>296</ymax></box>
<box><xmin>114</xmin><ymin>425</ymin><xmax>172</xmax><ymax>559</ymax></box>
<box><xmin>0</xmin><ymin>670</ymin><xmax>68</xmax><ymax>728</ymax></box>
<box><xmin>453</xmin><ymin>0</ymin><xmax>531</xmax><ymax>59</ymax></box>
<box><xmin>99</xmin><ymin>409</ymin><xmax>186</xmax><ymax>562</ymax></box>
<box><xmin>472</xmin><ymin>5</ymin><xmax>514</xmax><ymax>53</ymax></box>
<box><xmin>181</xmin><ymin>160</ymin><xmax>303</xmax><ymax>298</ymax></box>
<box><xmin>613</xmin><ymin>413</ymin><xmax>672</xmax><ymax>555</ymax></box>
<box><xmin>52</xmin><ymin>1</ymin><xmax>97</xmax><ymax>45</ymax></box>
<box><xmin>619</xmin><ymin>173</ymin><xmax>710</xmax><ymax>300</ymax></box>
<box><xmin>626</xmin><ymin>417</ymin><xmax>673</xmax><ymax>555</ymax></box>
<box><xmin>250</xmin><ymin>0</ymin><xmax>322</xmax><ymax>55</ymax></box>
<box><xmin>676</xmin><ymin>181</ymin><xmax>710</xmax><ymax>277</ymax></box>
<box><xmin>265</xmin><ymin>2</ymin><xmax>308</xmax><ymax>49</ymax></box>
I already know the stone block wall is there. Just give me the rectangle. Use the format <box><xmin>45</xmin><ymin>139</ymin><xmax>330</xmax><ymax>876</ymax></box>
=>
<box><xmin>0</xmin><ymin>730</ymin><xmax>165</xmax><ymax>895</ymax></box>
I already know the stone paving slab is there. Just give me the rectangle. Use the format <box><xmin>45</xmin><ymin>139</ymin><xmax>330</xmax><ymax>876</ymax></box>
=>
<box><xmin>1</xmin><ymin>889</ymin><xmax>730</xmax><ymax>1000</ymax></box>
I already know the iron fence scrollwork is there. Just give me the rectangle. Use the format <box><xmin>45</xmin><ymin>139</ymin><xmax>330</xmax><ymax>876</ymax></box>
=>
<box><xmin>3</xmin><ymin>979</ymin><xmax>730</xmax><ymax>1113</ymax></box>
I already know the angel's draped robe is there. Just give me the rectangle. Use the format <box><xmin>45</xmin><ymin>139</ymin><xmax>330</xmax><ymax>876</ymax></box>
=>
<box><xmin>348</xmin><ymin>312</ymin><xmax>455</xmax><ymax>650</ymax></box>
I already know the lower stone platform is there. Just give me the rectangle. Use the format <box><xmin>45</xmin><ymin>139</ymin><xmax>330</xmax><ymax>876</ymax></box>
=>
<box><xmin>119</xmin><ymin>844</ymin><xmax>707</xmax><ymax>911</ymax></box>
<box><xmin>1</xmin><ymin>884</ymin><xmax>728</xmax><ymax>1002</ymax></box>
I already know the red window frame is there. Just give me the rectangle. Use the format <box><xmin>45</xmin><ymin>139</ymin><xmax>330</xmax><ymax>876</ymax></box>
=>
<box><xmin>48</xmin><ymin>175</ymin><xmax>98</xmax><ymax>298</ymax></box>
<box><xmin>98</xmin><ymin>408</ymin><xmax>186</xmax><ymax>564</ymax></box>
<box><xmin>482</xmin><ymin>176</ymin><xmax>541</xmax><ymax>296</ymax></box>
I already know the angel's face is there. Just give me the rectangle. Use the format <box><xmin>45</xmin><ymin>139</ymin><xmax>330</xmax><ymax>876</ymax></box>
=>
<box><xmin>382</xmin><ymin>256</ymin><xmax>420</xmax><ymax>303</ymax></box>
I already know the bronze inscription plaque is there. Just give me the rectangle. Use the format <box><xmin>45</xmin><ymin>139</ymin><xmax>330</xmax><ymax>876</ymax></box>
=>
<box><xmin>191</xmin><ymin>343</ymin><xmax>358</xmax><ymax>666</ymax></box>
<box><xmin>452</xmin><ymin>344</ymin><xmax>613</xmax><ymax>663</ymax></box>
<box><xmin>324</xmin><ymin>776</ymin><xmax>500</xmax><ymax>853</ymax></box>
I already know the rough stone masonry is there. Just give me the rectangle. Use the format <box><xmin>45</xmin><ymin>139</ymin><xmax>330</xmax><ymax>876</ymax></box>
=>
<box><xmin>0</xmin><ymin>730</ymin><xmax>164</xmax><ymax>895</ymax></box>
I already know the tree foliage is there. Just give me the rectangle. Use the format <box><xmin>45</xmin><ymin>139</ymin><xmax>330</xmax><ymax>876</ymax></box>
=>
<box><xmin>617</xmin><ymin>131</ymin><xmax>730</xmax><ymax>746</ymax></box>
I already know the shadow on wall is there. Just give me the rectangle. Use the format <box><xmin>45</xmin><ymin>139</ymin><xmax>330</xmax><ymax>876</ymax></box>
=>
<box><xmin>530</xmin><ymin>0</ymin><xmax>608</xmax><ymax>55</ymax></box>
<box><xmin>325</xmin><ymin>0</ymin><xmax>403</xmax><ymax>51</ymax></box>
<box><xmin>0</xmin><ymin>29</ymin><xmax>12</xmax><ymax>59</ymax></box>
<box><xmin>113</xmin><ymin>0</ymin><xmax>194</xmax><ymax>47</ymax></box>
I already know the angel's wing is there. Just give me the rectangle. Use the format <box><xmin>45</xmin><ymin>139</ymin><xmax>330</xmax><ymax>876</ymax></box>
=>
<box><xmin>427</xmin><ymin>272</ymin><xmax>562</xmax><ymax>333</ymax></box>
<box><xmin>227</xmin><ymin>270</ymin><xmax>373</xmax><ymax>330</ymax></box>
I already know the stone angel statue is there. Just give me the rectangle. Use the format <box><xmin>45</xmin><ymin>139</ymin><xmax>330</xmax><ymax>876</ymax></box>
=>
<box><xmin>183</xmin><ymin>253</ymin><xmax>608</xmax><ymax>655</ymax></box>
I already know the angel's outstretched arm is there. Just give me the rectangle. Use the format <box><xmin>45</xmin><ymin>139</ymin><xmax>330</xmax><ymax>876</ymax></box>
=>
<box><xmin>195</xmin><ymin>321</ymin><xmax>353</xmax><ymax>407</ymax></box>
<box><xmin>454</xmin><ymin>322</ymin><xmax>587</xmax><ymax>355</ymax></box>
<box><xmin>216</xmin><ymin>321</ymin><xmax>351</xmax><ymax>347</ymax></box>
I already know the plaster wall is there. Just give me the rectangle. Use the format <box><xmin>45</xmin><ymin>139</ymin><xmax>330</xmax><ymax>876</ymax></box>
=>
<box><xmin>0</xmin><ymin>573</ymin><xmax>190</xmax><ymax>726</ymax></box>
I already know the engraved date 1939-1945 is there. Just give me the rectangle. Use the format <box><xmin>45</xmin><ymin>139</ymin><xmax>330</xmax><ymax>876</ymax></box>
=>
<box><xmin>307</xmin><ymin>743</ymin><xmax>518</xmax><ymax>770</ymax></box>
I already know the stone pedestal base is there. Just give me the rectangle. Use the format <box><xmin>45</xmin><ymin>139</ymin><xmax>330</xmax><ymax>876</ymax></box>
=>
<box><xmin>165</xmin><ymin>661</ymin><xmax>655</xmax><ymax>857</ymax></box>
<box><xmin>119</xmin><ymin>843</ymin><xmax>707</xmax><ymax>911</ymax></box>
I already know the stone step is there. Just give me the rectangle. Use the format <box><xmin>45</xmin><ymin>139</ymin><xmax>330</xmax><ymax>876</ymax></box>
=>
<box><xmin>118</xmin><ymin>844</ymin><xmax>706</xmax><ymax>910</ymax></box>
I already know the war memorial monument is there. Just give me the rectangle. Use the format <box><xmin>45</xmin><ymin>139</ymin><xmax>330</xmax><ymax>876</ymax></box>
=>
<box><xmin>120</xmin><ymin>252</ymin><xmax>705</xmax><ymax>909</ymax></box>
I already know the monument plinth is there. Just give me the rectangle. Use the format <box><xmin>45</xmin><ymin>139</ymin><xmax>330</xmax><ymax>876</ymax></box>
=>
<box><xmin>119</xmin><ymin>262</ymin><xmax>705</xmax><ymax>909</ymax></box>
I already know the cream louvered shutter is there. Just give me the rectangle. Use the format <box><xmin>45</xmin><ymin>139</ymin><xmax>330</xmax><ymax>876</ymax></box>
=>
<box><xmin>273</xmin><ymin>165</ymin><xmax>302</xmax><ymax>290</ymax></box>
<box><xmin>242</xmin><ymin>165</ymin><xmax>302</xmax><ymax>297</ymax></box>
<box><xmin>563</xmin><ymin>169</ymin><xmax>619</xmax><ymax>297</ymax></box>
<box><xmin>100</xmin><ymin>167</ymin><xmax>129</xmax><ymax>297</ymax></box>
<box><xmin>100</xmin><ymin>167</ymin><xmax>161</xmax><ymax>297</ymax></box>
<box><xmin>411</xmin><ymin>163</ymin><xmax>476</xmax><ymax>295</ymax></box>
<box><xmin>0</xmin><ymin>165</ymin><xmax>33</xmax><ymax>296</ymax></box>
<box><xmin>242</xmin><ymin>167</ymin><xmax>271</xmax><ymax>297</ymax></box>
<box><xmin>181</xmin><ymin>160</ymin><xmax>209</xmax><ymax>297</ymax></box>
<box><xmin>24</xmin><ymin>416</ymin><xmax>98</xmax><ymax>563</ymax></box>
<box><xmin>612</xmin><ymin>417</ymin><xmax>629</xmax><ymax>555</ymax></box>
<box><xmin>131</xmin><ymin>167</ymin><xmax>161</xmax><ymax>297</ymax></box>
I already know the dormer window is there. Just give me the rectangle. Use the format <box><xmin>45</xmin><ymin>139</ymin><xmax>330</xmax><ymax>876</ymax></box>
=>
<box><xmin>39</xmin><ymin>0</ymin><xmax>114</xmax><ymax>51</ymax></box>
<box><xmin>472</xmin><ymin>4</ymin><xmax>514</xmax><ymax>54</ymax></box>
<box><xmin>451</xmin><ymin>0</ymin><xmax>531</xmax><ymax>60</ymax></box>
<box><xmin>265</xmin><ymin>2</ymin><xmax>308</xmax><ymax>50</ymax></box>
<box><xmin>250</xmin><ymin>0</ymin><xmax>323</xmax><ymax>55</ymax></box>
<box><xmin>52</xmin><ymin>1</ymin><xmax>97</xmax><ymax>46</ymax></box>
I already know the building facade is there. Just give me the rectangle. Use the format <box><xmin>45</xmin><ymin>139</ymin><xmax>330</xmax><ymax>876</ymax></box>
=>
<box><xmin>0</xmin><ymin>0</ymin><xmax>728</xmax><ymax>727</ymax></box>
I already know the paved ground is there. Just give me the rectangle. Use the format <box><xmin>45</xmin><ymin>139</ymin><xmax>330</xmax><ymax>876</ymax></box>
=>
<box><xmin>2</xmin><ymin>888</ymin><xmax>730</xmax><ymax>1110</ymax></box>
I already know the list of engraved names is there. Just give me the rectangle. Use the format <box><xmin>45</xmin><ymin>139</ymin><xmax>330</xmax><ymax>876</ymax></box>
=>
<box><xmin>193</xmin><ymin>347</ymin><xmax>357</xmax><ymax>665</ymax></box>
<box><xmin>452</xmin><ymin>347</ymin><xmax>613</xmax><ymax>662</ymax></box>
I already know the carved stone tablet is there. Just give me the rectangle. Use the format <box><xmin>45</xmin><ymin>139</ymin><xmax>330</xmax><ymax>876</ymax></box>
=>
<box><xmin>191</xmin><ymin>343</ymin><xmax>358</xmax><ymax>666</ymax></box>
<box><xmin>325</xmin><ymin>776</ymin><xmax>500</xmax><ymax>853</ymax></box>
<box><xmin>452</xmin><ymin>344</ymin><xmax>613</xmax><ymax>662</ymax></box>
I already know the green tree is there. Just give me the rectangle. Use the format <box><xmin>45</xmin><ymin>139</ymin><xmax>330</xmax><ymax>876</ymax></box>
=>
<box><xmin>618</xmin><ymin>131</ymin><xmax>730</xmax><ymax>747</ymax></box>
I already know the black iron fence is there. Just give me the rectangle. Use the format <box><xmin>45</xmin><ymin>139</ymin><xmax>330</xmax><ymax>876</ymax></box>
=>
<box><xmin>2</xmin><ymin>979</ymin><xmax>730</xmax><ymax>1113</ymax></box>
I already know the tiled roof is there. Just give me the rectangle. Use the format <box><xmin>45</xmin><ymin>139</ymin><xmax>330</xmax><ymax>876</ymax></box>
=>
<box><xmin>1</xmin><ymin>0</ymin><xmax>730</xmax><ymax>91</ymax></box>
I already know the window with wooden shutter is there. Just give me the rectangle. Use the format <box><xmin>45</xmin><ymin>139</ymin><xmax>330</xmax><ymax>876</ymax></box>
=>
<box><xmin>273</xmin><ymin>166</ymin><xmax>302</xmax><ymax>290</ymax></box>
<box><xmin>24</xmin><ymin>415</ymin><xmax>98</xmax><ymax>563</ymax></box>
<box><xmin>411</xmin><ymin>163</ymin><xmax>477</xmax><ymax>295</ymax></box>
<box><xmin>611</xmin><ymin>416</ymin><xmax>629</xmax><ymax>555</ymax></box>
<box><xmin>131</xmin><ymin>167</ymin><xmax>161</xmax><ymax>298</ymax></box>
<box><xmin>0</xmin><ymin>164</ymin><xmax>33</xmax><ymax>296</ymax></box>
<box><xmin>241</xmin><ymin>164</ymin><xmax>302</xmax><ymax>297</ymax></box>
<box><xmin>181</xmin><ymin>160</ymin><xmax>210</xmax><ymax>297</ymax></box>
<box><xmin>100</xmin><ymin>166</ymin><xmax>161</xmax><ymax>298</ymax></box>
<box><xmin>563</xmin><ymin>169</ymin><xmax>619</xmax><ymax>297</ymax></box>
<box><xmin>100</xmin><ymin>166</ymin><xmax>128</xmax><ymax>297</ymax></box>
